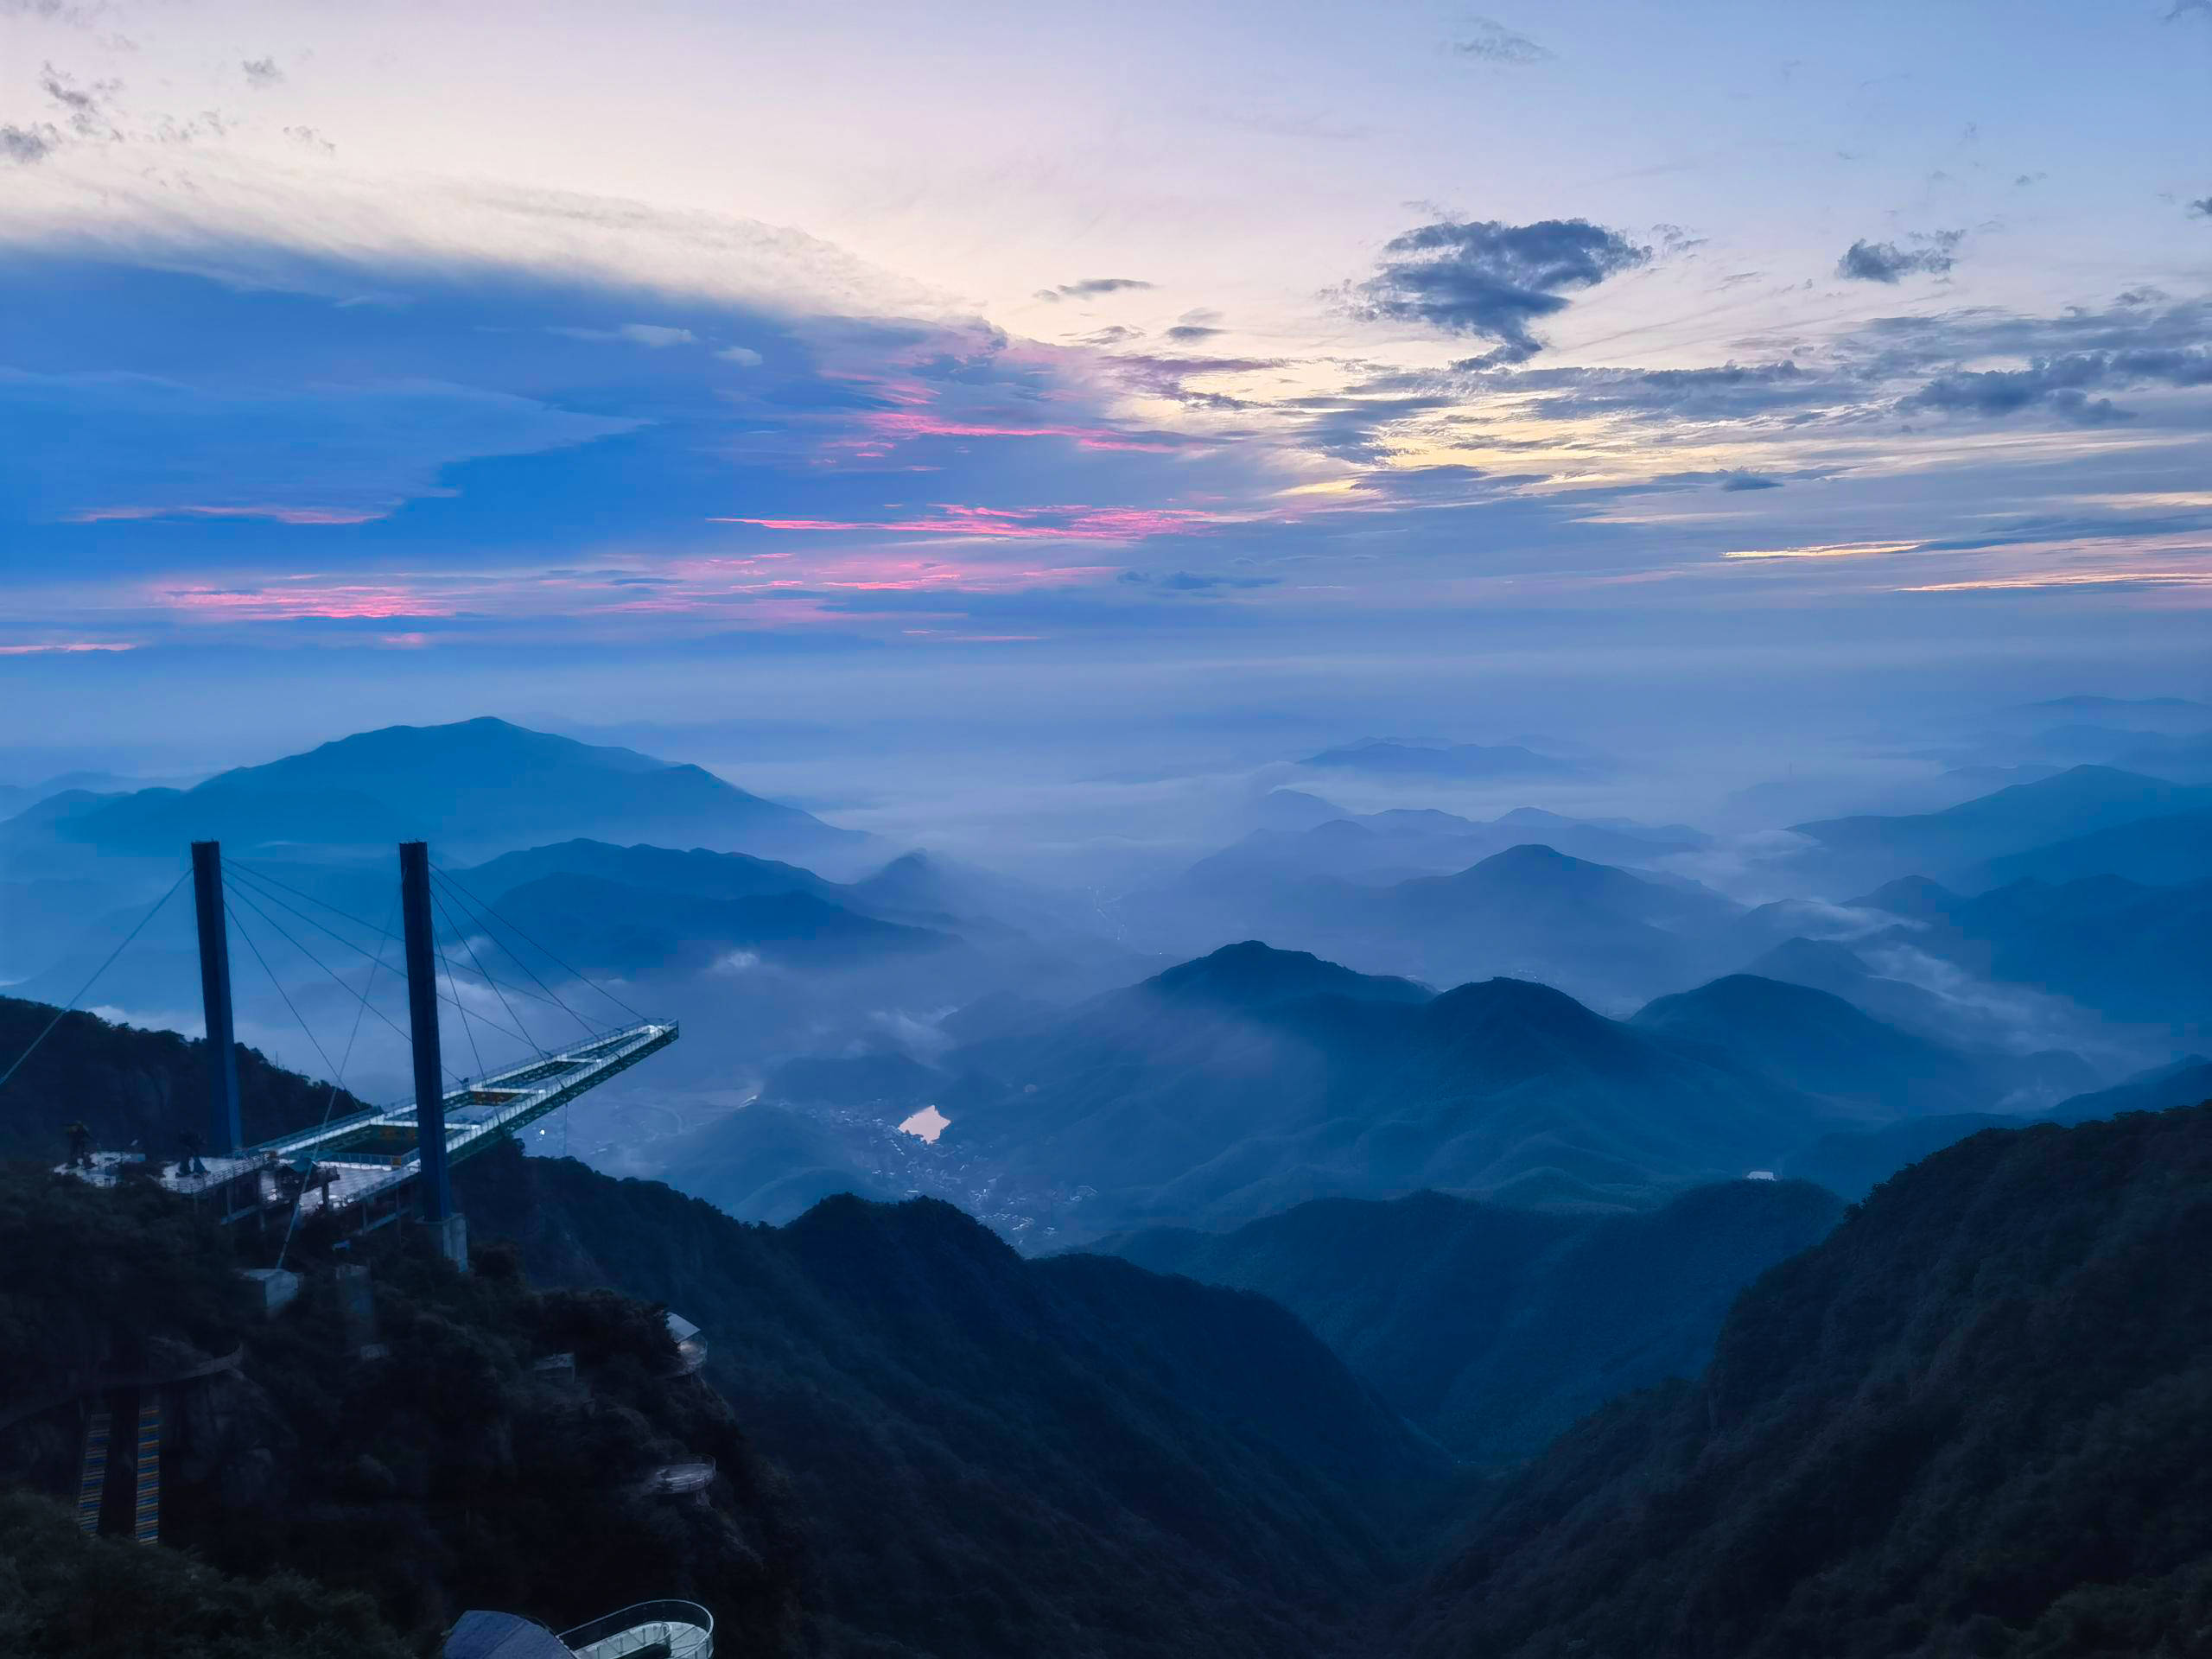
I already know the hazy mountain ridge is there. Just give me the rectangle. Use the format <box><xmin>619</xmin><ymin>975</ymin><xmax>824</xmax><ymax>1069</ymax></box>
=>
<box><xmin>925</xmin><ymin>945</ymin><xmax>1972</xmax><ymax>1236</ymax></box>
<box><xmin>0</xmin><ymin>718</ymin><xmax>861</xmax><ymax>873</ymax></box>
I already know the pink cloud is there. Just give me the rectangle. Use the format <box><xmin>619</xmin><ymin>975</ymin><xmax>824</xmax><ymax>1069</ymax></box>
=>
<box><xmin>73</xmin><ymin>504</ymin><xmax>391</xmax><ymax>526</ymax></box>
<box><xmin>160</xmin><ymin>582</ymin><xmax>457</xmax><ymax>620</ymax></box>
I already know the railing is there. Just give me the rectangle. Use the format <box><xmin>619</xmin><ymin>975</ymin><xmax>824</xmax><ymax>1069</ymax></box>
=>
<box><xmin>557</xmin><ymin>1599</ymin><xmax>714</xmax><ymax>1659</ymax></box>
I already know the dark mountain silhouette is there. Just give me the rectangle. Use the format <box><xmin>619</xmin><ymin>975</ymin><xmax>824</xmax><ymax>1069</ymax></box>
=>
<box><xmin>939</xmin><ymin>944</ymin><xmax>1866</xmax><ymax>1234</ymax></box>
<box><xmin>1</xmin><ymin>718</ymin><xmax>860</xmax><ymax>869</ymax></box>
<box><xmin>1789</xmin><ymin>765</ymin><xmax>2212</xmax><ymax>891</ymax></box>
<box><xmin>1098</xmin><ymin>1178</ymin><xmax>1840</xmax><ymax>1465</ymax></box>
<box><xmin>1394</xmin><ymin>1099</ymin><xmax>2212</xmax><ymax>1659</ymax></box>
<box><xmin>457</xmin><ymin>1145</ymin><xmax>1452</xmax><ymax>1657</ymax></box>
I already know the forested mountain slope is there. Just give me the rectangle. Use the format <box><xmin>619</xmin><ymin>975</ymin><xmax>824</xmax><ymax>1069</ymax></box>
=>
<box><xmin>1391</xmin><ymin>1099</ymin><xmax>2212</xmax><ymax>1659</ymax></box>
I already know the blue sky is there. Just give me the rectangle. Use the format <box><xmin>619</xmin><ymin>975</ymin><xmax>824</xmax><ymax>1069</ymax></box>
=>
<box><xmin>3</xmin><ymin>0</ymin><xmax>2209</xmax><ymax>778</ymax></box>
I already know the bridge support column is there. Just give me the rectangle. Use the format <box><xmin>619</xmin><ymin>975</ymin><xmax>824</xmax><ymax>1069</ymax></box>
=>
<box><xmin>398</xmin><ymin>842</ymin><xmax>462</xmax><ymax>1265</ymax></box>
<box><xmin>190</xmin><ymin>842</ymin><xmax>243</xmax><ymax>1156</ymax></box>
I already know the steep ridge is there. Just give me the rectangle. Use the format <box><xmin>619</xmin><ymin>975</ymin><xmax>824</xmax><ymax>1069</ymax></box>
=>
<box><xmin>456</xmin><ymin>1144</ymin><xmax>1452</xmax><ymax>1658</ymax></box>
<box><xmin>1393</xmin><ymin>1100</ymin><xmax>2212</xmax><ymax>1659</ymax></box>
<box><xmin>1098</xmin><ymin>1179</ymin><xmax>1842</xmax><ymax>1465</ymax></box>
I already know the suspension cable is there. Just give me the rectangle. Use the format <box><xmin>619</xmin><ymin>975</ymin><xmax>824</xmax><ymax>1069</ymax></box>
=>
<box><xmin>224</xmin><ymin>868</ymin><xmax>527</xmax><ymax>1053</ymax></box>
<box><xmin>276</xmin><ymin>897</ymin><xmax>397</xmax><ymax>1271</ymax></box>
<box><xmin>228</xmin><ymin>861</ymin><xmax>575</xmax><ymax>1017</ymax></box>
<box><xmin>0</xmin><ymin>869</ymin><xmax>190</xmax><ymax>1095</ymax></box>
<box><xmin>429</xmin><ymin>871</ymin><xmax>599</xmax><ymax>1039</ymax></box>
<box><xmin>225</xmin><ymin>899</ymin><xmax>344</xmax><ymax>1090</ymax></box>
<box><xmin>433</xmin><ymin>912</ymin><xmax>487</xmax><ymax>1081</ymax></box>
<box><xmin>220</xmin><ymin>876</ymin><xmax>462</xmax><ymax>1077</ymax></box>
<box><xmin>432</xmin><ymin>886</ymin><xmax>544</xmax><ymax>1059</ymax></box>
<box><xmin>431</xmin><ymin>863</ymin><xmax>645</xmax><ymax>1024</ymax></box>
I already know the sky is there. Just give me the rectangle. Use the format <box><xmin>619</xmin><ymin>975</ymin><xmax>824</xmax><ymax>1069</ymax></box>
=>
<box><xmin>3</xmin><ymin>0</ymin><xmax>2209</xmax><ymax>794</ymax></box>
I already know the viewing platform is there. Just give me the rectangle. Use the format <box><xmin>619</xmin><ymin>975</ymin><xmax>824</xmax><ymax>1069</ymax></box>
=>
<box><xmin>444</xmin><ymin>1600</ymin><xmax>714</xmax><ymax>1659</ymax></box>
<box><xmin>59</xmin><ymin>1021</ymin><xmax>678</xmax><ymax>1226</ymax></box>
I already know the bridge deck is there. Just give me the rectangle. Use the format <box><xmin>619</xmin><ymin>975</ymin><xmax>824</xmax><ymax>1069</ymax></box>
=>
<box><xmin>62</xmin><ymin>1021</ymin><xmax>677</xmax><ymax>1217</ymax></box>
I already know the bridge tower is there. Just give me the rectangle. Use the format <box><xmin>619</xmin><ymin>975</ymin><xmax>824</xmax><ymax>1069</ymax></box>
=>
<box><xmin>189</xmin><ymin>842</ymin><xmax>243</xmax><ymax>1156</ymax></box>
<box><xmin>399</xmin><ymin>841</ymin><xmax>466</xmax><ymax>1266</ymax></box>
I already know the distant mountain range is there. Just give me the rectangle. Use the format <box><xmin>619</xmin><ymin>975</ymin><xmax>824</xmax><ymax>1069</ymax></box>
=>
<box><xmin>1202</xmin><ymin>804</ymin><xmax>1707</xmax><ymax>888</ymax></box>
<box><xmin>0</xmin><ymin>717</ymin><xmax>862</xmax><ymax>874</ymax></box>
<box><xmin>1299</xmin><ymin>738</ymin><xmax>1589</xmax><ymax>779</ymax></box>
<box><xmin>914</xmin><ymin>942</ymin><xmax>2051</xmax><ymax>1236</ymax></box>
<box><xmin>1097</xmin><ymin>1178</ymin><xmax>1841</xmax><ymax>1465</ymax></box>
<box><xmin>1789</xmin><ymin>765</ymin><xmax>2212</xmax><ymax>893</ymax></box>
<box><xmin>1120</xmin><ymin>840</ymin><xmax>1744</xmax><ymax>1010</ymax></box>
<box><xmin>1852</xmin><ymin>871</ymin><xmax>2212</xmax><ymax>1034</ymax></box>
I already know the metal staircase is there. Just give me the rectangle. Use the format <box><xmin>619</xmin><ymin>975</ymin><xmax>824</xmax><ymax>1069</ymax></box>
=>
<box><xmin>74</xmin><ymin>1408</ymin><xmax>111</xmax><ymax>1534</ymax></box>
<box><xmin>131</xmin><ymin>1394</ymin><xmax>161</xmax><ymax>1544</ymax></box>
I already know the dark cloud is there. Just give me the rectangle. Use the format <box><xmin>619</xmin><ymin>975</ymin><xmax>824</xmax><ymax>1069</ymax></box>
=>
<box><xmin>1720</xmin><ymin>471</ymin><xmax>1783</xmax><ymax>491</ymax></box>
<box><xmin>1073</xmin><ymin>324</ymin><xmax>1142</xmax><ymax>346</ymax></box>
<box><xmin>1352</xmin><ymin>218</ymin><xmax>1649</xmax><ymax>363</ymax></box>
<box><xmin>1902</xmin><ymin>347</ymin><xmax>2212</xmax><ymax>423</ymax></box>
<box><xmin>1035</xmin><ymin>277</ymin><xmax>1154</xmax><ymax>302</ymax></box>
<box><xmin>38</xmin><ymin>61</ymin><xmax>120</xmax><ymax>139</ymax></box>
<box><xmin>1450</xmin><ymin>17</ymin><xmax>1552</xmax><ymax>65</ymax></box>
<box><xmin>1118</xmin><ymin>569</ymin><xmax>1280</xmax><ymax>594</ymax></box>
<box><xmin>283</xmin><ymin>124</ymin><xmax>335</xmax><ymax>154</ymax></box>
<box><xmin>1837</xmin><ymin>231</ymin><xmax>1963</xmax><ymax>283</ymax></box>
<box><xmin>1166</xmin><ymin>324</ymin><xmax>1224</xmax><ymax>342</ymax></box>
<box><xmin>2189</xmin><ymin>198</ymin><xmax>2212</xmax><ymax>219</ymax></box>
<box><xmin>242</xmin><ymin>56</ymin><xmax>283</xmax><ymax>87</ymax></box>
<box><xmin>0</xmin><ymin>122</ymin><xmax>60</xmax><ymax>163</ymax></box>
